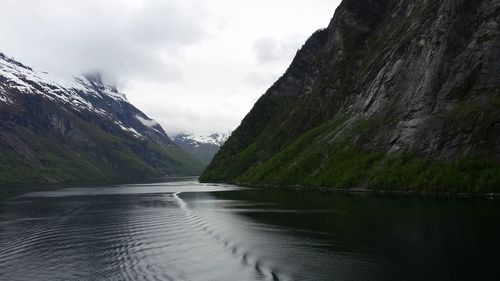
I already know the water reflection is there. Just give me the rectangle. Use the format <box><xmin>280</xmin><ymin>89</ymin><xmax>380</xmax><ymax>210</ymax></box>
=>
<box><xmin>0</xmin><ymin>181</ymin><xmax>499</xmax><ymax>280</ymax></box>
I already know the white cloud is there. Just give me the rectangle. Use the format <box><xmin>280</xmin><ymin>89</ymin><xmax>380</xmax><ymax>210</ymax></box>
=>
<box><xmin>135</xmin><ymin>115</ymin><xmax>159</xmax><ymax>128</ymax></box>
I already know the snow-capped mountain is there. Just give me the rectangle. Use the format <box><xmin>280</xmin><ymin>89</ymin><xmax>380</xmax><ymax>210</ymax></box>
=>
<box><xmin>0</xmin><ymin>53</ymin><xmax>166</xmax><ymax>142</ymax></box>
<box><xmin>177</xmin><ymin>133</ymin><xmax>231</xmax><ymax>147</ymax></box>
<box><xmin>0</xmin><ymin>53</ymin><xmax>204</xmax><ymax>185</ymax></box>
<box><xmin>174</xmin><ymin>133</ymin><xmax>231</xmax><ymax>165</ymax></box>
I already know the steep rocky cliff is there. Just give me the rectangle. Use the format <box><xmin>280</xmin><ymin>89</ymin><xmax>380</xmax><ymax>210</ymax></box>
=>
<box><xmin>0</xmin><ymin>54</ymin><xmax>204</xmax><ymax>185</ymax></box>
<box><xmin>201</xmin><ymin>0</ymin><xmax>500</xmax><ymax>193</ymax></box>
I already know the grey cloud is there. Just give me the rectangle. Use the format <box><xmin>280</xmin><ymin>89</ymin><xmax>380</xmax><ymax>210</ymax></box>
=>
<box><xmin>0</xmin><ymin>0</ymin><xmax>208</xmax><ymax>85</ymax></box>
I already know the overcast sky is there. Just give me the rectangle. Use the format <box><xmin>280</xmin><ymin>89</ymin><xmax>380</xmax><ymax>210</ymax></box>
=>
<box><xmin>0</xmin><ymin>0</ymin><xmax>341</xmax><ymax>135</ymax></box>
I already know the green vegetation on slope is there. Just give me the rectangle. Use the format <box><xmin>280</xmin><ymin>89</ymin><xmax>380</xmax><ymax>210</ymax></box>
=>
<box><xmin>202</xmin><ymin>114</ymin><xmax>500</xmax><ymax>193</ymax></box>
<box><xmin>0</xmin><ymin>120</ymin><xmax>204</xmax><ymax>186</ymax></box>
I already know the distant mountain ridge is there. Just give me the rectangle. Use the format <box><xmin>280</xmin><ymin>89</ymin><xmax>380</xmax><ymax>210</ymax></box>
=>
<box><xmin>0</xmin><ymin>53</ymin><xmax>204</xmax><ymax>185</ymax></box>
<box><xmin>201</xmin><ymin>0</ymin><xmax>500</xmax><ymax>193</ymax></box>
<box><xmin>174</xmin><ymin>133</ymin><xmax>230</xmax><ymax>165</ymax></box>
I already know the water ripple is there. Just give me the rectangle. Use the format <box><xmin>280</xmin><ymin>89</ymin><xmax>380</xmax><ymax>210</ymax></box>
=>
<box><xmin>0</xmin><ymin>181</ymin><xmax>391</xmax><ymax>281</ymax></box>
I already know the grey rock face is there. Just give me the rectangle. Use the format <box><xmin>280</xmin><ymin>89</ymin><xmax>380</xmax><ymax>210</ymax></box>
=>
<box><xmin>350</xmin><ymin>0</ymin><xmax>500</xmax><ymax>160</ymax></box>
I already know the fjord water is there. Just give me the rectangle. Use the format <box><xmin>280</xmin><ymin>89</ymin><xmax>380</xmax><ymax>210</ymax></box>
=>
<box><xmin>0</xmin><ymin>180</ymin><xmax>499</xmax><ymax>281</ymax></box>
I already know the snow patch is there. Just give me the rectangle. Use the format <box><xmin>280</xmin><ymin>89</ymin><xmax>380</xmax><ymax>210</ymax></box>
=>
<box><xmin>177</xmin><ymin>132</ymin><xmax>231</xmax><ymax>146</ymax></box>
<box><xmin>115</xmin><ymin>121</ymin><xmax>143</xmax><ymax>138</ymax></box>
<box><xmin>0</xmin><ymin>94</ymin><xmax>11</xmax><ymax>104</ymax></box>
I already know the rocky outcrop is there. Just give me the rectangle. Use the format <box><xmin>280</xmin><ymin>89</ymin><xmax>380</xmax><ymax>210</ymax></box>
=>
<box><xmin>201</xmin><ymin>0</ymin><xmax>500</xmax><ymax>193</ymax></box>
<box><xmin>0</xmin><ymin>54</ymin><xmax>204</xmax><ymax>185</ymax></box>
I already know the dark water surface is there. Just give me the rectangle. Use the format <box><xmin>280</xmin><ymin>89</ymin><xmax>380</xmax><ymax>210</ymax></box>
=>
<box><xmin>1</xmin><ymin>180</ymin><xmax>499</xmax><ymax>281</ymax></box>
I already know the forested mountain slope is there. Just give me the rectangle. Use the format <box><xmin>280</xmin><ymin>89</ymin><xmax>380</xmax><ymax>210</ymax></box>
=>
<box><xmin>202</xmin><ymin>0</ymin><xmax>500</xmax><ymax>193</ymax></box>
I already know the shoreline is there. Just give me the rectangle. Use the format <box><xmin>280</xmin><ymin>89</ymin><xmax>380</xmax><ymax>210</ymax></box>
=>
<box><xmin>0</xmin><ymin>176</ymin><xmax>200</xmax><ymax>202</ymax></box>
<box><xmin>2</xmin><ymin>176</ymin><xmax>498</xmax><ymax>202</ymax></box>
<box><xmin>203</xmin><ymin>180</ymin><xmax>500</xmax><ymax>200</ymax></box>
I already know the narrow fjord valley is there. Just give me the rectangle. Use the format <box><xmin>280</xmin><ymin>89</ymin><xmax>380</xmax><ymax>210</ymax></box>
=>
<box><xmin>202</xmin><ymin>0</ymin><xmax>500</xmax><ymax>194</ymax></box>
<box><xmin>1</xmin><ymin>0</ymin><xmax>500</xmax><ymax>280</ymax></box>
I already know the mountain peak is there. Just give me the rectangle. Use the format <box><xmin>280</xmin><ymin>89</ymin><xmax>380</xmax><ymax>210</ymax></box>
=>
<box><xmin>175</xmin><ymin>132</ymin><xmax>231</xmax><ymax>146</ymax></box>
<box><xmin>0</xmin><ymin>51</ymin><xmax>128</xmax><ymax>107</ymax></box>
<box><xmin>174</xmin><ymin>132</ymin><xmax>231</xmax><ymax>165</ymax></box>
